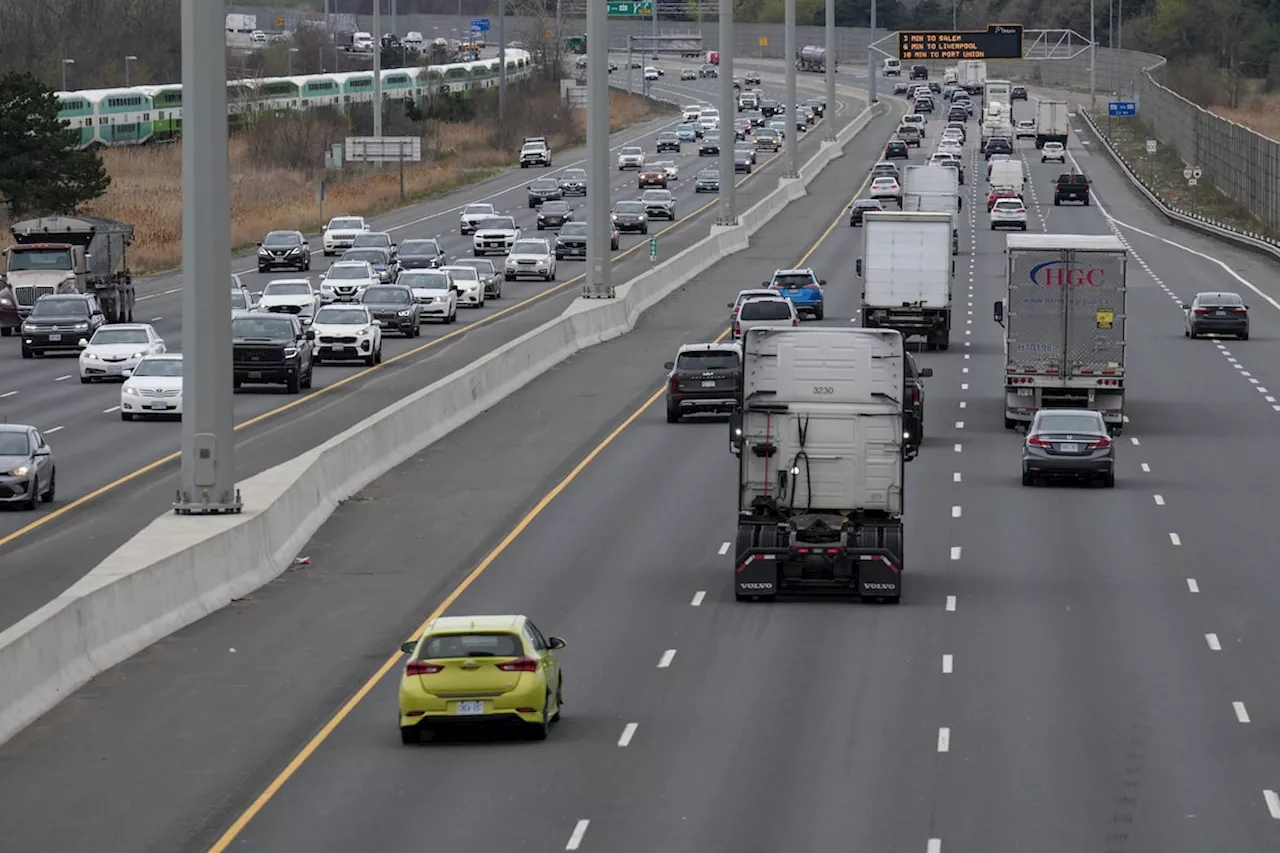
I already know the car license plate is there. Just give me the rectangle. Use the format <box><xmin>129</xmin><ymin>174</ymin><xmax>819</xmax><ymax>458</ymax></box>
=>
<box><xmin>1059</xmin><ymin>443</ymin><xmax>1079</xmax><ymax>452</ymax></box>
<box><xmin>702</xmin><ymin>380</ymin><xmax>716</xmax><ymax>388</ymax></box>
<box><xmin>455</xmin><ymin>700</ymin><xmax>485</xmax><ymax>715</ymax></box>
<box><xmin>48</xmin><ymin>334</ymin><xmax>61</xmax><ymax>341</ymax></box>
<box><xmin>1017</xmin><ymin>387</ymin><xmax>1034</xmax><ymax>397</ymax></box>
<box><xmin>247</xmin><ymin>371</ymin><xmax>262</xmax><ymax>379</ymax></box>
<box><xmin>150</xmin><ymin>401</ymin><xmax>168</xmax><ymax>410</ymax></box>
<box><xmin>332</xmin><ymin>345</ymin><xmax>345</xmax><ymax>352</ymax></box>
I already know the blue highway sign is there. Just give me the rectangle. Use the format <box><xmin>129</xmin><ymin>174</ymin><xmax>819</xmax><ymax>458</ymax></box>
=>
<box><xmin>470</xmin><ymin>17</ymin><xmax>490</xmax><ymax>32</ymax></box>
<box><xmin>1108</xmin><ymin>101</ymin><xmax>1137</xmax><ymax>117</ymax></box>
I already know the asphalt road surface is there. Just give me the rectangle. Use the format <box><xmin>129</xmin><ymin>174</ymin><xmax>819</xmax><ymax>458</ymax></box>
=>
<box><xmin>0</xmin><ymin>64</ymin><xmax>861</xmax><ymax>632</ymax></box>
<box><xmin>8</xmin><ymin>77</ymin><xmax>1280</xmax><ymax>853</ymax></box>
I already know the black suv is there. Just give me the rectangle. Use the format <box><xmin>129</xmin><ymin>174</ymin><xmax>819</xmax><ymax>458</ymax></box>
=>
<box><xmin>21</xmin><ymin>293</ymin><xmax>105</xmax><ymax>358</ymax></box>
<box><xmin>664</xmin><ymin>342</ymin><xmax>742</xmax><ymax>422</ymax></box>
<box><xmin>759</xmin><ymin>98</ymin><xmax>780</xmax><ymax>117</ymax></box>
<box><xmin>1012</xmin><ymin>85</ymin><xmax>1028</xmax><ymax>101</ymax></box>
<box><xmin>656</xmin><ymin>132</ymin><xmax>681</xmax><ymax>153</ymax></box>
<box><xmin>258</xmin><ymin>230</ymin><xmax>311</xmax><ymax>272</ymax></box>
<box><xmin>983</xmin><ymin>137</ymin><xmax>1013</xmax><ymax>159</ymax></box>
<box><xmin>884</xmin><ymin>139</ymin><xmax>909</xmax><ymax>160</ymax></box>
<box><xmin>527</xmin><ymin>178</ymin><xmax>562</xmax><ymax>207</ymax></box>
<box><xmin>360</xmin><ymin>284</ymin><xmax>420</xmax><ymax>337</ymax></box>
<box><xmin>903</xmin><ymin>352</ymin><xmax>932</xmax><ymax>453</ymax></box>
<box><xmin>699</xmin><ymin>133</ymin><xmax>721</xmax><ymax>156</ymax></box>
<box><xmin>745</xmin><ymin>71</ymin><xmax>761</xmax><ymax>85</ymax></box>
<box><xmin>560</xmin><ymin>168</ymin><xmax>587</xmax><ymax>195</ymax></box>
<box><xmin>910</xmin><ymin>64</ymin><xmax>928</xmax><ymax>79</ymax></box>
<box><xmin>231</xmin><ymin>313</ymin><xmax>315</xmax><ymax>393</ymax></box>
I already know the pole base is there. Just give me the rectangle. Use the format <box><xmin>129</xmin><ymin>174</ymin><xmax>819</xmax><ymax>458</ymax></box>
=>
<box><xmin>581</xmin><ymin>287</ymin><xmax>617</xmax><ymax>299</ymax></box>
<box><xmin>173</xmin><ymin>487</ymin><xmax>244</xmax><ymax>515</ymax></box>
<box><xmin>781</xmin><ymin>171</ymin><xmax>800</xmax><ymax>179</ymax></box>
<box><xmin>715</xmin><ymin>216</ymin><xmax>739</xmax><ymax>226</ymax></box>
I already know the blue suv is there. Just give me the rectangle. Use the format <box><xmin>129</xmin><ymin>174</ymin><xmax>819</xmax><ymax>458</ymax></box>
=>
<box><xmin>766</xmin><ymin>268</ymin><xmax>826</xmax><ymax>320</ymax></box>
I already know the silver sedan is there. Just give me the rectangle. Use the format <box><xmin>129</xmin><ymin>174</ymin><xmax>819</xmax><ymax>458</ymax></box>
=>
<box><xmin>1021</xmin><ymin>409</ymin><xmax>1115</xmax><ymax>488</ymax></box>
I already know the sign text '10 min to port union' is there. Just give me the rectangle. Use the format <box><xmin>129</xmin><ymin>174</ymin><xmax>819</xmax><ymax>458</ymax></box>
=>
<box><xmin>898</xmin><ymin>25</ymin><xmax>1025</xmax><ymax>61</ymax></box>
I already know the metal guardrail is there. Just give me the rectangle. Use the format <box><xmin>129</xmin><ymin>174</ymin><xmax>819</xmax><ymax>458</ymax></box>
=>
<box><xmin>1077</xmin><ymin>108</ymin><xmax>1280</xmax><ymax>262</ymax></box>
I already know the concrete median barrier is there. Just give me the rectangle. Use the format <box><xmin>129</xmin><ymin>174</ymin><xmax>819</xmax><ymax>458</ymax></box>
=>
<box><xmin>0</xmin><ymin>94</ymin><xmax>883</xmax><ymax>748</ymax></box>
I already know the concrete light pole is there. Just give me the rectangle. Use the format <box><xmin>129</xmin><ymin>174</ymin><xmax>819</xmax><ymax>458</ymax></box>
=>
<box><xmin>125</xmin><ymin>55</ymin><xmax>137</xmax><ymax>87</ymax></box>
<box><xmin>60</xmin><ymin>58</ymin><xmax>74</xmax><ymax>91</ymax></box>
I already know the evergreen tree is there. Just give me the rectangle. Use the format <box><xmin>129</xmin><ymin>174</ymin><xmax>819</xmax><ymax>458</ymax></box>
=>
<box><xmin>0</xmin><ymin>71</ymin><xmax>110</xmax><ymax>218</ymax></box>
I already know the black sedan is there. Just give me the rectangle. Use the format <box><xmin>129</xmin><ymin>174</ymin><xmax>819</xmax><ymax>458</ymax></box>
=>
<box><xmin>527</xmin><ymin>178</ymin><xmax>562</xmax><ymax>207</ymax></box>
<box><xmin>396</xmin><ymin>238</ymin><xmax>446</xmax><ymax>270</ymax></box>
<box><xmin>1021</xmin><ymin>409</ymin><xmax>1115</xmax><ymax>488</ymax></box>
<box><xmin>611</xmin><ymin>201</ymin><xmax>649</xmax><ymax>234</ymax></box>
<box><xmin>849</xmin><ymin>198</ymin><xmax>884</xmax><ymax>226</ymax></box>
<box><xmin>694</xmin><ymin>169</ymin><xmax>720</xmax><ymax>193</ymax></box>
<box><xmin>1184</xmin><ymin>291</ymin><xmax>1249</xmax><ymax>339</ymax></box>
<box><xmin>536</xmin><ymin>200</ymin><xmax>574</xmax><ymax>230</ymax></box>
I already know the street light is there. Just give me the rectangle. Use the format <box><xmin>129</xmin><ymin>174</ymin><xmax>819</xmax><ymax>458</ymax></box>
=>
<box><xmin>60</xmin><ymin>58</ymin><xmax>75</xmax><ymax>91</ymax></box>
<box><xmin>125</xmin><ymin>54</ymin><xmax>137</xmax><ymax>87</ymax></box>
<box><xmin>288</xmin><ymin>46</ymin><xmax>299</xmax><ymax>76</ymax></box>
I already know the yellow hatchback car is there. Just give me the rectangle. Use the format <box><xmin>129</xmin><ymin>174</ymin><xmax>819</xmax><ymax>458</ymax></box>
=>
<box><xmin>398</xmin><ymin>614</ymin><xmax>566</xmax><ymax>744</ymax></box>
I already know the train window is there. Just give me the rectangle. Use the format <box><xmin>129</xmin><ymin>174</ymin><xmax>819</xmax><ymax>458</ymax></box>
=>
<box><xmin>143</xmin><ymin>113</ymin><xmax>149</xmax><ymax>120</ymax></box>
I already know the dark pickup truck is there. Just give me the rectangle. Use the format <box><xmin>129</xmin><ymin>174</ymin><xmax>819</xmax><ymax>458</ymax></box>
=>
<box><xmin>1054</xmin><ymin>173</ymin><xmax>1092</xmax><ymax>205</ymax></box>
<box><xmin>232</xmin><ymin>312</ymin><xmax>315</xmax><ymax>393</ymax></box>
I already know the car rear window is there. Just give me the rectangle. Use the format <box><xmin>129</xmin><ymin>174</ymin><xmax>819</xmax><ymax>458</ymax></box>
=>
<box><xmin>1036</xmin><ymin>413</ymin><xmax>1104</xmax><ymax>434</ymax></box>
<box><xmin>678</xmin><ymin>351</ymin><xmax>739</xmax><ymax>370</ymax></box>
<box><xmin>1198</xmin><ymin>293</ymin><xmax>1243</xmax><ymax>306</ymax></box>
<box><xmin>773</xmin><ymin>273</ymin><xmax>816</xmax><ymax>288</ymax></box>
<box><xmin>740</xmin><ymin>300</ymin><xmax>791</xmax><ymax>320</ymax></box>
<box><xmin>420</xmin><ymin>633</ymin><xmax>522</xmax><ymax>659</ymax></box>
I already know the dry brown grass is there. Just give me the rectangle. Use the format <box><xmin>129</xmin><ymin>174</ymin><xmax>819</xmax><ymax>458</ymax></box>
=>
<box><xmin>1</xmin><ymin>90</ymin><xmax>671</xmax><ymax>273</ymax></box>
<box><xmin>1210</xmin><ymin>92</ymin><xmax>1280</xmax><ymax>142</ymax></box>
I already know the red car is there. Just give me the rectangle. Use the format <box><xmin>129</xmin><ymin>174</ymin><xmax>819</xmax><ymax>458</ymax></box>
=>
<box><xmin>988</xmin><ymin>187</ymin><xmax>1021</xmax><ymax>211</ymax></box>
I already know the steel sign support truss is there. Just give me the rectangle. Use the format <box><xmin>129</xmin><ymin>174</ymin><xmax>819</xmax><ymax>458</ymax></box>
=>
<box><xmin>868</xmin><ymin>28</ymin><xmax>1093</xmax><ymax>61</ymax></box>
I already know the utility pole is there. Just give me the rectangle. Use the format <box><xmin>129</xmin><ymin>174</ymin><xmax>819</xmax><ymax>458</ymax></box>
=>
<box><xmin>717</xmin><ymin>0</ymin><xmax>736</xmax><ymax>224</ymax></box>
<box><xmin>373</xmin><ymin>0</ymin><xmax>383</xmax><ymax>137</ymax></box>
<box><xmin>498</xmin><ymin>0</ymin><xmax>507</xmax><ymax>115</ymax></box>
<box><xmin>867</xmin><ymin>0</ymin><xmax>877</xmax><ymax>103</ymax></box>
<box><xmin>783</xmin><ymin>0</ymin><xmax>798</xmax><ymax>177</ymax></box>
<box><xmin>1089</xmin><ymin>0</ymin><xmax>1096</xmax><ymax>112</ymax></box>
<box><xmin>176</xmin><ymin>0</ymin><xmax>239</xmax><ymax>515</ymax></box>
<box><xmin>824</xmin><ymin>0</ymin><xmax>835</xmax><ymax>141</ymax></box>
<box><xmin>584</xmin><ymin>0</ymin><xmax>612</xmax><ymax>298</ymax></box>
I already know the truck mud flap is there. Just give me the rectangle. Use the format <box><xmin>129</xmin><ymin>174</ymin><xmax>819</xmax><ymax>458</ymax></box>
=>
<box><xmin>734</xmin><ymin>546</ymin><xmax>902</xmax><ymax>600</ymax></box>
<box><xmin>848</xmin><ymin>548</ymin><xmax>902</xmax><ymax>599</ymax></box>
<box><xmin>734</xmin><ymin>549</ymin><xmax>786</xmax><ymax>598</ymax></box>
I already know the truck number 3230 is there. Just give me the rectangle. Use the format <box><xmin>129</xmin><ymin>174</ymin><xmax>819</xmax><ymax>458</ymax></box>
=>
<box><xmin>812</xmin><ymin>385</ymin><xmax>836</xmax><ymax>395</ymax></box>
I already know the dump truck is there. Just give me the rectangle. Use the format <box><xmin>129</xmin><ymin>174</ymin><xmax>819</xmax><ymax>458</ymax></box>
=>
<box><xmin>0</xmin><ymin>216</ymin><xmax>136</xmax><ymax>333</ymax></box>
<box><xmin>994</xmin><ymin>233</ymin><xmax>1128</xmax><ymax>432</ymax></box>
<box><xmin>730</xmin><ymin>326</ymin><xmax>910</xmax><ymax>602</ymax></box>
<box><xmin>856</xmin><ymin>211</ymin><xmax>955</xmax><ymax>351</ymax></box>
<box><xmin>901</xmin><ymin>164</ymin><xmax>962</xmax><ymax>256</ymax></box>
<box><xmin>796</xmin><ymin>45</ymin><xmax>832</xmax><ymax>72</ymax></box>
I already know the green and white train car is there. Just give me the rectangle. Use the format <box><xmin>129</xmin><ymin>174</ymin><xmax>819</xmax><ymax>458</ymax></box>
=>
<box><xmin>54</xmin><ymin>49</ymin><xmax>531</xmax><ymax>148</ymax></box>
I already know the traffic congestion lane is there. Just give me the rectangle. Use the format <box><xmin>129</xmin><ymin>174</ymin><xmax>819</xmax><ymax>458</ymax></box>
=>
<box><xmin>0</xmin><ymin>100</ymin><xmax>864</xmax><ymax>634</ymax></box>
<box><xmin>0</xmin><ymin>104</ymin><xmax>906</xmax><ymax>853</ymax></box>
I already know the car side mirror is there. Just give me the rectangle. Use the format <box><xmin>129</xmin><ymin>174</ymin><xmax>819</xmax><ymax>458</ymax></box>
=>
<box><xmin>304</xmin><ymin>329</ymin><xmax>315</xmax><ymax>340</ymax></box>
<box><xmin>78</xmin><ymin>338</ymin><xmax>88</xmax><ymax>348</ymax></box>
<box><xmin>122</xmin><ymin>369</ymin><xmax>133</xmax><ymax>378</ymax></box>
<box><xmin>919</xmin><ymin>367</ymin><xmax>933</xmax><ymax>377</ymax></box>
<box><xmin>1180</xmin><ymin>303</ymin><xmax>1190</xmax><ymax>310</ymax></box>
<box><xmin>34</xmin><ymin>447</ymin><xmax>51</xmax><ymax>457</ymax></box>
<box><xmin>729</xmin><ymin>410</ymin><xmax>745</xmax><ymax>451</ymax></box>
<box><xmin>548</xmin><ymin>637</ymin><xmax>566</xmax><ymax>650</ymax></box>
<box><xmin>252</xmin><ymin>291</ymin><xmax>263</xmax><ymax>299</ymax></box>
<box><xmin>322</xmin><ymin>225</ymin><xmax>328</xmax><ymax>231</ymax></box>
<box><xmin>993</xmin><ymin>300</ymin><xmax>1005</xmax><ymax>325</ymax></box>
<box><xmin>450</xmin><ymin>285</ymin><xmax>459</xmax><ymax>293</ymax></box>
<box><xmin>819</xmin><ymin>279</ymin><xmax>827</xmax><ymax>286</ymax></box>
<box><xmin>399</xmin><ymin>640</ymin><xmax>417</xmax><ymax>654</ymax></box>
<box><xmin>664</xmin><ymin>361</ymin><xmax>674</xmax><ymax>370</ymax></box>
<box><xmin>372</xmin><ymin>319</ymin><xmax>383</xmax><ymax>326</ymax></box>
<box><xmin>855</xmin><ymin>259</ymin><xmax>863</xmax><ymax>277</ymax></box>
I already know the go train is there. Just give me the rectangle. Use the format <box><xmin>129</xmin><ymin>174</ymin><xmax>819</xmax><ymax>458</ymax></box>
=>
<box><xmin>55</xmin><ymin>49</ymin><xmax>533</xmax><ymax>148</ymax></box>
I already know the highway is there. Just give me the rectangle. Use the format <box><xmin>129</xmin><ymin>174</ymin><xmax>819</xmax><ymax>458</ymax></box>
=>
<box><xmin>0</xmin><ymin>63</ymin><xmax>862</xmax><ymax>632</ymax></box>
<box><xmin>6</xmin><ymin>77</ymin><xmax>1280</xmax><ymax>853</ymax></box>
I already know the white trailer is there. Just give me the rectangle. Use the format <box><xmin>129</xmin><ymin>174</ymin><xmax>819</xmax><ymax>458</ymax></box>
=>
<box><xmin>730</xmin><ymin>326</ymin><xmax>909</xmax><ymax>602</ymax></box>
<box><xmin>856</xmin><ymin>211</ymin><xmax>954</xmax><ymax>350</ymax></box>
<box><xmin>994</xmin><ymin>234</ymin><xmax>1129</xmax><ymax>431</ymax></box>
<box><xmin>1034</xmin><ymin>100</ymin><xmax>1070</xmax><ymax>148</ymax></box>
<box><xmin>957</xmin><ymin>60</ymin><xmax>986</xmax><ymax>93</ymax></box>
<box><xmin>984</xmin><ymin>79</ymin><xmax>1012</xmax><ymax>108</ymax></box>
<box><xmin>902</xmin><ymin>164</ymin><xmax>962</xmax><ymax>256</ymax></box>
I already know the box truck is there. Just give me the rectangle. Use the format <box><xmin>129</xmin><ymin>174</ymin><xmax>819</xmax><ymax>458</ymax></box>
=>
<box><xmin>1034</xmin><ymin>100</ymin><xmax>1070</xmax><ymax>148</ymax></box>
<box><xmin>856</xmin><ymin>211</ymin><xmax>954</xmax><ymax>351</ymax></box>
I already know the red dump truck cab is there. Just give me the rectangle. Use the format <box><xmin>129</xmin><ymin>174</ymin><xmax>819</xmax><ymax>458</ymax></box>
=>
<box><xmin>707</xmin><ymin>50</ymin><xmax>719</xmax><ymax>65</ymax></box>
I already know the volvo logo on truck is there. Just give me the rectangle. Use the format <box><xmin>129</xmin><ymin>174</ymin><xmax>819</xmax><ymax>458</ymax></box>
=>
<box><xmin>1030</xmin><ymin>260</ymin><xmax>1106</xmax><ymax>287</ymax></box>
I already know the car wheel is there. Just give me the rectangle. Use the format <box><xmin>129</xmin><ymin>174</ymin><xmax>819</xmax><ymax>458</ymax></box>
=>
<box><xmin>1022</xmin><ymin>469</ymin><xmax>1033</xmax><ymax>487</ymax></box>
<box><xmin>286</xmin><ymin>373</ymin><xmax>301</xmax><ymax>394</ymax></box>
<box><xmin>301</xmin><ymin>366</ymin><xmax>313</xmax><ymax>390</ymax></box>
<box><xmin>375</xmin><ymin>346</ymin><xmax>383</xmax><ymax>364</ymax></box>
<box><xmin>1189</xmin><ymin>327</ymin><xmax>1198</xmax><ymax>339</ymax></box>
<box><xmin>21</xmin><ymin>347</ymin><xmax>32</xmax><ymax>359</ymax></box>
<box><xmin>449</xmin><ymin>307</ymin><xmax>457</xmax><ymax>323</ymax></box>
<box><xmin>42</xmin><ymin>468</ymin><xmax>55</xmax><ymax>503</ymax></box>
<box><xmin>24</xmin><ymin>477</ymin><xmax>38</xmax><ymax>511</ymax></box>
<box><xmin>1241</xmin><ymin>331</ymin><xmax>1249</xmax><ymax>340</ymax></box>
<box><xmin>528</xmin><ymin>692</ymin><xmax>552</xmax><ymax>741</ymax></box>
<box><xmin>400</xmin><ymin>726</ymin><xmax>421</xmax><ymax>745</ymax></box>
<box><xmin>667</xmin><ymin>404</ymin><xmax>681</xmax><ymax>423</ymax></box>
<box><xmin>80</xmin><ymin>375</ymin><xmax>91</xmax><ymax>384</ymax></box>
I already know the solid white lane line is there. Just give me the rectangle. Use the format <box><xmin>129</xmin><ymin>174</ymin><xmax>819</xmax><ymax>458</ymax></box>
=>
<box><xmin>566</xmin><ymin>819</ymin><xmax>591</xmax><ymax>849</ymax></box>
<box><xmin>1187</xmin><ymin>578</ymin><xmax>1200</xmax><ymax>593</ymax></box>
<box><xmin>953</xmin><ymin>472</ymin><xmax>961</xmax><ymax>483</ymax></box>
<box><xmin>45</xmin><ymin>425</ymin><xmax>64</xmax><ymax>434</ymax></box>
<box><xmin>54</xmin><ymin>375</ymin><xmax>70</xmax><ymax>382</ymax></box>
<box><xmin>1169</xmin><ymin>532</ymin><xmax>1182</xmax><ymax>546</ymax></box>
<box><xmin>658</xmin><ymin>649</ymin><xmax>676</xmax><ymax>668</ymax></box>
<box><xmin>1141</xmin><ymin>463</ymin><xmax>1151</xmax><ymax>472</ymax></box>
<box><xmin>0</xmin><ymin>391</ymin><xmax>16</xmax><ymax>398</ymax></box>
<box><xmin>691</xmin><ymin>591</ymin><xmax>705</xmax><ymax>606</ymax></box>
<box><xmin>1234</xmin><ymin>702</ymin><xmax>1250</xmax><ymax>723</ymax></box>
<box><xmin>163</xmin><ymin>287</ymin><xmax>179</xmax><ymax>294</ymax></box>
<box><xmin>718</xmin><ymin>541</ymin><xmax>730</xmax><ymax>555</ymax></box>
<box><xmin>1206</xmin><ymin>633</ymin><xmax>1221</xmax><ymax>651</ymax></box>
<box><xmin>942</xmin><ymin>654</ymin><xmax>953</xmax><ymax>674</ymax></box>
<box><xmin>950</xmin><ymin>546</ymin><xmax>961</xmax><ymax>560</ymax></box>
<box><xmin>1153</xmin><ymin>495</ymin><xmax>1165</xmax><ymax>505</ymax></box>
<box><xmin>937</xmin><ymin>727</ymin><xmax>950</xmax><ymax>752</ymax></box>
<box><xmin>945</xmin><ymin>595</ymin><xmax>957</xmax><ymax>611</ymax></box>
<box><xmin>149</xmin><ymin>316</ymin><xmax>163</xmax><ymax>322</ymax></box>
<box><xmin>1265</xmin><ymin>790</ymin><xmax>1280</xmax><ymax>819</ymax></box>
<box><xmin>618</xmin><ymin>722</ymin><xmax>638</xmax><ymax>746</ymax></box>
<box><xmin>952</xmin><ymin>506</ymin><xmax>961</xmax><ymax>518</ymax></box>
<box><xmin>103</xmin><ymin>405</ymin><xmax>121</xmax><ymax>413</ymax></box>
<box><xmin>927</xmin><ymin>840</ymin><xmax>942</xmax><ymax>853</ymax></box>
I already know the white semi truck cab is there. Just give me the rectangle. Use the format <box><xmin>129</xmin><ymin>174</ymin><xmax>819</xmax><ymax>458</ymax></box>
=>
<box><xmin>730</xmin><ymin>327</ymin><xmax>910</xmax><ymax>602</ymax></box>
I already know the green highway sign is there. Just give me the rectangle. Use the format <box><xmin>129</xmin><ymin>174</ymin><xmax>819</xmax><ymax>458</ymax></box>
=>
<box><xmin>608</xmin><ymin>1</ymin><xmax>653</xmax><ymax>15</ymax></box>
<box><xmin>649</xmin><ymin>236</ymin><xmax>658</xmax><ymax>260</ymax></box>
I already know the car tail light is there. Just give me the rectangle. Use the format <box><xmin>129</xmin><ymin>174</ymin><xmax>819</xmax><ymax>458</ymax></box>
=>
<box><xmin>669</xmin><ymin>373</ymin><xmax>678</xmax><ymax>392</ymax></box>
<box><xmin>1086</xmin><ymin>436</ymin><xmax>1112</xmax><ymax>448</ymax></box>
<box><xmin>497</xmin><ymin>657</ymin><xmax>539</xmax><ymax>672</ymax></box>
<box><xmin>792</xmin><ymin>317</ymin><xmax>799</xmax><ymax>326</ymax></box>
<box><xmin>1230</xmin><ymin>306</ymin><xmax>1247</xmax><ymax>313</ymax></box>
<box><xmin>732</xmin><ymin>320</ymin><xmax>741</xmax><ymax>336</ymax></box>
<box><xmin>912</xmin><ymin>387</ymin><xmax>921</xmax><ymax>406</ymax></box>
<box><xmin>406</xmin><ymin>661</ymin><xmax>443</xmax><ymax>675</ymax></box>
<box><xmin>1026</xmin><ymin>435</ymin><xmax>1052</xmax><ymax>447</ymax></box>
<box><xmin>1193</xmin><ymin>307</ymin><xmax>1211</xmax><ymax>314</ymax></box>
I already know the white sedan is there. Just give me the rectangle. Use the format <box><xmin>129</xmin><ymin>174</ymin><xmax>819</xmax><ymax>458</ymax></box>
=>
<box><xmin>870</xmin><ymin>176</ymin><xmax>903</xmax><ymax>207</ymax></box>
<box><xmin>504</xmin><ymin>238</ymin><xmax>557</xmax><ymax>281</ymax></box>
<box><xmin>1041</xmin><ymin>141</ymin><xmax>1067</xmax><ymax>163</ymax></box>
<box><xmin>259</xmin><ymin>279</ymin><xmax>322</xmax><ymax>324</ymax></box>
<box><xmin>310</xmin><ymin>303</ymin><xmax>383</xmax><ymax>365</ymax></box>
<box><xmin>440</xmin><ymin>265</ymin><xmax>486</xmax><ymax>307</ymax></box>
<box><xmin>653</xmin><ymin>160</ymin><xmax>679</xmax><ymax>181</ymax></box>
<box><xmin>399</xmin><ymin>269</ymin><xmax>458</xmax><ymax>323</ymax></box>
<box><xmin>990</xmin><ymin>198</ymin><xmax>1028</xmax><ymax>230</ymax></box>
<box><xmin>119</xmin><ymin>353</ymin><xmax>183</xmax><ymax>421</ymax></box>
<box><xmin>78</xmin><ymin>323</ymin><xmax>165</xmax><ymax>383</ymax></box>
<box><xmin>937</xmin><ymin>139</ymin><xmax>963</xmax><ymax>157</ymax></box>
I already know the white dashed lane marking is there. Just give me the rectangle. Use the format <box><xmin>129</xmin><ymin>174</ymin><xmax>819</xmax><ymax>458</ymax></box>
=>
<box><xmin>658</xmin><ymin>649</ymin><xmax>676</xmax><ymax>668</ymax></box>
<box><xmin>566</xmin><ymin>819</ymin><xmax>591</xmax><ymax>850</ymax></box>
<box><xmin>1206</xmin><ymin>633</ymin><xmax>1221</xmax><ymax>651</ymax></box>
<box><xmin>1187</xmin><ymin>578</ymin><xmax>1200</xmax><ymax>593</ymax></box>
<box><xmin>690</xmin><ymin>591</ymin><xmax>706</xmax><ymax>606</ymax></box>
<box><xmin>618</xmin><ymin>722</ymin><xmax>638</xmax><ymax>746</ymax></box>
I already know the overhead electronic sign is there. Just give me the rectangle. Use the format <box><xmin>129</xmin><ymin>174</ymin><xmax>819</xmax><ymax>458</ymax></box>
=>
<box><xmin>897</xmin><ymin>25</ymin><xmax>1024</xmax><ymax>61</ymax></box>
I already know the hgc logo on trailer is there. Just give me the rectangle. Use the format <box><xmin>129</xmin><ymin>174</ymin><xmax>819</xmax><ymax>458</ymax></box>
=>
<box><xmin>1029</xmin><ymin>260</ymin><xmax>1106</xmax><ymax>287</ymax></box>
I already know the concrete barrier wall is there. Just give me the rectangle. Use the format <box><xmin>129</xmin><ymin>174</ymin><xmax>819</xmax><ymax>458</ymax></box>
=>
<box><xmin>0</xmin><ymin>86</ymin><xmax>883</xmax><ymax>747</ymax></box>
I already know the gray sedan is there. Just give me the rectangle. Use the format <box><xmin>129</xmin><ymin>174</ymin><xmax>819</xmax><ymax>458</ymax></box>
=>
<box><xmin>1021</xmin><ymin>409</ymin><xmax>1115</xmax><ymax>488</ymax></box>
<box><xmin>449</xmin><ymin>258</ymin><xmax>502</xmax><ymax>299</ymax></box>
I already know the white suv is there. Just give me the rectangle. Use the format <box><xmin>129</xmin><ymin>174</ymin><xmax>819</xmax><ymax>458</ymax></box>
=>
<box><xmin>322</xmin><ymin>215</ymin><xmax>369</xmax><ymax>256</ymax></box>
<box><xmin>732</xmin><ymin>296</ymin><xmax>798</xmax><ymax>341</ymax></box>
<box><xmin>1041</xmin><ymin>141</ymin><xmax>1067</xmax><ymax>163</ymax></box>
<box><xmin>989</xmin><ymin>198</ymin><xmax>1028</xmax><ymax>231</ymax></box>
